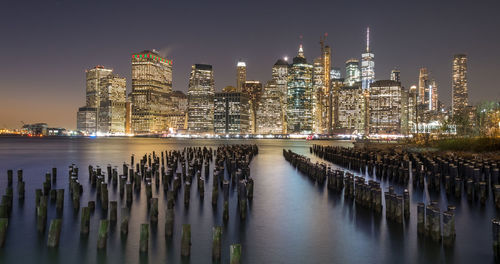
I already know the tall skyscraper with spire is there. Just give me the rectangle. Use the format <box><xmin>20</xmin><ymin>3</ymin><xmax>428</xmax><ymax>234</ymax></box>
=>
<box><xmin>287</xmin><ymin>44</ymin><xmax>313</xmax><ymax>134</ymax></box>
<box><xmin>236</xmin><ymin>60</ymin><xmax>246</xmax><ymax>92</ymax></box>
<box><xmin>361</xmin><ymin>27</ymin><xmax>375</xmax><ymax>90</ymax></box>
<box><xmin>452</xmin><ymin>54</ymin><xmax>468</xmax><ymax>116</ymax></box>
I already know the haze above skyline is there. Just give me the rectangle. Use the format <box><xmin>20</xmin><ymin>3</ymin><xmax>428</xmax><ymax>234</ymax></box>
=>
<box><xmin>1</xmin><ymin>0</ymin><xmax>499</xmax><ymax>129</ymax></box>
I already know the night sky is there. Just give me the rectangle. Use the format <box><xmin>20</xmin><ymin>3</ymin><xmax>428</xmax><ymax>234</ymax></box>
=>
<box><xmin>1</xmin><ymin>0</ymin><xmax>499</xmax><ymax>129</ymax></box>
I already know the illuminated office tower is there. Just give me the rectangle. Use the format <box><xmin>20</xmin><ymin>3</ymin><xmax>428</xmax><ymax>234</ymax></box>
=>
<box><xmin>430</xmin><ymin>79</ymin><xmax>438</xmax><ymax>111</ymax></box>
<box><xmin>312</xmin><ymin>57</ymin><xmax>324</xmax><ymax>133</ymax></box>
<box><xmin>214</xmin><ymin>91</ymin><xmax>250</xmax><ymax>134</ymax></box>
<box><xmin>391</xmin><ymin>69</ymin><xmax>401</xmax><ymax>82</ymax></box>
<box><xmin>98</xmin><ymin>74</ymin><xmax>126</xmax><ymax>134</ymax></box>
<box><xmin>272</xmin><ymin>59</ymin><xmax>289</xmax><ymax>133</ymax></box>
<box><xmin>361</xmin><ymin>27</ymin><xmax>375</xmax><ymax>89</ymax></box>
<box><xmin>418</xmin><ymin>67</ymin><xmax>429</xmax><ymax>106</ymax></box>
<box><xmin>166</xmin><ymin>91</ymin><xmax>188</xmax><ymax>133</ymax></box>
<box><xmin>319</xmin><ymin>36</ymin><xmax>332</xmax><ymax>134</ymax></box>
<box><xmin>337</xmin><ymin>86</ymin><xmax>366</xmax><ymax>134</ymax></box>
<box><xmin>368</xmin><ymin>80</ymin><xmax>402</xmax><ymax>134</ymax></box>
<box><xmin>86</xmin><ymin>66</ymin><xmax>113</xmax><ymax>108</ymax></box>
<box><xmin>187</xmin><ymin>64</ymin><xmax>215</xmax><ymax>134</ymax></box>
<box><xmin>256</xmin><ymin>80</ymin><xmax>283</xmax><ymax>134</ymax></box>
<box><xmin>77</xmin><ymin>66</ymin><xmax>115</xmax><ymax>135</ymax></box>
<box><xmin>242</xmin><ymin>80</ymin><xmax>262</xmax><ymax>134</ymax></box>
<box><xmin>407</xmin><ymin>85</ymin><xmax>418</xmax><ymax>133</ymax></box>
<box><xmin>77</xmin><ymin>107</ymin><xmax>97</xmax><ymax>134</ymax></box>
<box><xmin>287</xmin><ymin>44</ymin><xmax>313</xmax><ymax>134</ymax></box>
<box><xmin>236</xmin><ymin>61</ymin><xmax>247</xmax><ymax>92</ymax></box>
<box><xmin>129</xmin><ymin>50</ymin><xmax>173</xmax><ymax>134</ymax></box>
<box><xmin>345</xmin><ymin>59</ymin><xmax>361</xmax><ymax>86</ymax></box>
<box><xmin>452</xmin><ymin>54</ymin><xmax>468</xmax><ymax>116</ymax></box>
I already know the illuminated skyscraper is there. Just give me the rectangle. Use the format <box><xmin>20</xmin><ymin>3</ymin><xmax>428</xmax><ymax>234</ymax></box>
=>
<box><xmin>418</xmin><ymin>67</ymin><xmax>428</xmax><ymax>105</ymax></box>
<box><xmin>236</xmin><ymin>61</ymin><xmax>247</xmax><ymax>92</ymax></box>
<box><xmin>430</xmin><ymin>79</ymin><xmax>438</xmax><ymax>111</ymax></box>
<box><xmin>368</xmin><ymin>80</ymin><xmax>402</xmax><ymax>134</ymax></box>
<box><xmin>85</xmin><ymin>66</ymin><xmax>113</xmax><ymax>109</ymax></box>
<box><xmin>361</xmin><ymin>27</ymin><xmax>375</xmax><ymax>89</ymax></box>
<box><xmin>242</xmin><ymin>80</ymin><xmax>262</xmax><ymax>133</ymax></box>
<box><xmin>319</xmin><ymin>35</ymin><xmax>332</xmax><ymax>134</ymax></box>
<box><xmin>98</xmin><ymin>74</ymin><xmax>126</xmax><ymax>134</ymax></box>
<box><xmin>214</xmin><ymin>91</ymin><xmax>250</xmax><ymax>134</ymax></box>
<box><xmin>337</xmin><ymin>86</ymin><xmax>366</xmax><ymax>134</ymax></box>
<box><xmin>407</xmin><ymin>85</ymin><xmax>418</xmax><ymax>133</ymax></box>
<box><xmin>77</xmin><ymin>66</ymin><xmax>125</xmax><ymax>135</ymax></box>
<box><xmin>345</xmin><ymin>59</ymin><xmax>361</xmax><ymax>86</ymax></box>
<box><xmin>166</xmin><ymin>91</ymin><xmax>188</xmax><ymax>133</ymax></box>
<box><xmin>272</xmin><ymin>59</ymin><xmax>289</xmax><ymax>133</ymax></box>
<box><xmin>452</xmin><ymin>54</ymin><xmax>468</xmax><ymax>116</ymax></box>
<box><xmin>287</xmin><ymin>44</ymin><xmax>313</xmax><ymax>134</ymax></box>
<box><xmin>312</xmin><ymin>57</ymin><xmax>324</xmax><ymax>133</ymax></box>
<box><xmin>256</xmin><ymin>80</ymin><xmax>283</xmax><ymax>134</ymax></box>
<box><xmin>391</xmin><ymin>69</ymin><xmax>401</xmax><ymax>82</ymax></box>
<box><xmin>187</xmin><ymin>64</ymin><xmax>215</xmax><ymax>134</ymax></box>
<box><xmin>129</xmin><ymin>50</ymin><xmax>173</xmax><ymax>134</ymax></box>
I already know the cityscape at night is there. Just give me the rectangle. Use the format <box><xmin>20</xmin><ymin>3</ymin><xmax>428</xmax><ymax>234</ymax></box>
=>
<box><xmin>0</xmin><ymin>0</ymin><xmax>500</xmax><ymax>263</ymax></box>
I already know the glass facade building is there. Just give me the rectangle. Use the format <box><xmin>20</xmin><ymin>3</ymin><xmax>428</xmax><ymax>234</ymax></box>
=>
<box><xmin>187</xmin><ymin>64</ymin><xmax>215</xmax><ymax>134</ymax></box>
<box><xmin>345</xmin><ymin>59</ymin><xmax>361</xmax><ymax>86</ymax></box>
<box><xmin>129</xmin><ymin>50</ymin><xmax>173</xmax><ymax>134</ymax></box>
<box><xmin>452</xmin><ymin>54</ymin><xmax>468</xmax><ymax>116</ymax></box>
<box><xmin>287</xmin><ymin>45</ymin><xmax>313</xmax><ymax>134</ymax></box>
<box><xmin>368</xmin><ymin>80</ymin><xmax>402</xmax><ymax>134</ymax></box>
<box><xmin>214</xmin><ymin>92</ymin><xmax>250</xmax><ymax>134</ymax></box>
<box><xmin>361</xmin><ymin>28</ymin><xmax>375</xmax><ymax>90</ymax></box>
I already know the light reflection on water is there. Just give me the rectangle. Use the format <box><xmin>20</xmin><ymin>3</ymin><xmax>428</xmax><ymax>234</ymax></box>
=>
<box><xmin>0</xmin><ymin>137</ymin><xmax>496</xmax><ymax>264</ymax></box>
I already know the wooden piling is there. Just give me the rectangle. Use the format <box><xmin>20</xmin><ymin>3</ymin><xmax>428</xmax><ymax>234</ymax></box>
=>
<box><xmin>150</xmin><ymin>198</ymin><xmax>158</xmax><ymax>223</ymax></box>
<box><xmin>139</xmin><ymin>223</ymin><xmax>149</xmax><ymax>253</ymax></box>
<box><xmin>0</xmin><ymin>218</ymin><xmax>8</xmax><ymax>248</ymax></box>
<box><xmin>80</xmin><ymin>207</ymin><xmax>90</xmax><ymax>235</ymax></box>
<box><xmin>47</xmin><ymin>219</ymin><xmax>62</xmax><ymax>248</ymax></box>
<box><xmin>120</xmin><ymin>208</ymin><xmax>129</xmax><ymax>236</ymax></box>
<box><xmin>165</xmin><ymin>207</ymin><xmax>174</xmax><ymax>237</ymax></box>
<box><xmin>230</xmin><ymin>244</ymin><xmax>242</xmax><ymax>264</ymax></box>
<box><xmin>110</xmin><ymin>201</ymin><xmax>118</xmax><ymax>222</ymax></box>
<box><xmin>181</xmin><ymin>224</ymin><xmax>191</xmax><ymax>257</ymax></box>
<box><xmin>97</xmin><ymin>220</ymin><xmax>109</xmax><ymax>250</ymax></box>
<box><xmin>212</xmin><ymin>226</ymin><xmax>222</xmax><ymax>261</ymax></box>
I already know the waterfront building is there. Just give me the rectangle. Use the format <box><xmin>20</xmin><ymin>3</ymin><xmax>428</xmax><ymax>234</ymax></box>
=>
<box><xmin>272</xmin><ymin>59</ymin><xmax>289</xmax><ymax>133</ymax></box>
<box><xmin>391</xmin><ymin>69</ymin><xmax>401</xmax><ymax>82</ymax></box>
<box><xmin>166</xmin><ymin>91</ymin><xmax>188</xmax><ymax>133</ymax></box>
<box><xmin>125</xmin><ymin>100</ymin><xmax>132</xmax><ymax>134</ymax></box>
<box><xmin>98</xmin><ymin>74</ymin><xmax>126</xmax><ymax>134</ymax></box>
<box><xmin>129</xmin><ymin>50</ymin><xmax>173</xmax><ymax>134</ymax></box>
<box><xmin>312</xmin><ymin>57</ymin><xmax>324</xmax><ymax>133</ymax></box>
<box><xmin>318</xmin><ymin>36</ymin><xmax>332</xmax><ymax>134</ymax></box>
<box><xmin>287</xmin><ymin>45</ymin><xmax>313</xmax><ymax>134</ymax></box>
<box><xmin>77</xmin><ymin>107</ymin><xmax>97</xmax><ymax>134</ymax></box>
<box><xmin>336</xmin><ymin>85</ymin><xmax>366</xmax><ymax>134</ymax></box>
<box><xmin>452</xmin><ymin>54</ymin><xmax>468</xmax><ymax>116</ymax></box>
<box><xmin>77</xmin><ymin>66</ymin><xmax>126</xmax><ymax>135</ymax></box>
<box><xmin>431</xmin><ymin>79</ymin><xmax>439</xmax><ymax>111</ymax></box>
<box><xmin>214</xmin><ymin>92</ymin><xmax>250</xmax><ymax>134</ymax></box>
<box><xmin>407</xmin><ymin>85</ymin><xmax>418</xmax><ymax>133</ymax></box>
<box><xmin>418</xmin><ymin>67</ymin><xmax>429</xmax><ymax>106</ymax></box>
<box><xmin>368</xmin><ymin>80</ymin><xmax>402</xmax><ymax>134</ymax></box>
<box><xmin>236</xmin><ymin>61</ymin><xmax>247</xmax><ymax>92</ymax></box>
<box><xmin>257</xmin><ymin>80</ymin><xmax>284</xmax><ymax>134</ymax></box>
<box><xmin>242</xmin><ymin>80</ymin><xmax>263</xmax><ymax>134</ymax></box>
<box><xmin>345</xmin><ymin>59</ymin><xmax>361</xmax><ymax>86</ymax></box>
<box><xmin>361</xmin><ymin>27</ymin><xmax>375</xmax><ymax>90</ymax></box>
<box><xmin>187</xmin><ymin>64</ymin><xmax>215</xmax><ymax>134</ymax></box>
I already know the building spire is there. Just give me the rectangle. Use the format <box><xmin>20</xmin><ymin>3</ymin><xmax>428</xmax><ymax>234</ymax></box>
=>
<box><xmin>297</xmin><ymin>35</ymin><xmax>305</xmax><ymax>58</ymax></box>
<box><xmin>366</xmin><ymin>27</ymin><xmax>370</xmax><ymax>53</ymax></box>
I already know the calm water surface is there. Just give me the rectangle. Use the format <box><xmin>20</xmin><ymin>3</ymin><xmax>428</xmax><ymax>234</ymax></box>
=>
<box><xmin>0</xmin><ymin>137</ymin><xmax>496</xmax><ymax>263</ymax></box>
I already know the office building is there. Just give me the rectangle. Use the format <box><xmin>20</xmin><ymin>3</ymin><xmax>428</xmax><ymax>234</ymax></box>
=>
<box><xmin>452</xmin><ymin>54</ymin><xmax>468</xmax><ymax>116</ymax></box>
<box><xmin>214</xmin><ymin>92</ymin><xmax>250</xmax><ymax>134</ymax></box>
<box><xmin>236</xmin><ymin>61</ymin><xmax>247</xmax><ymax>92</ymax></box>
<box><xmin>368</xmin><ymin>80</ymin><xmax>402</xmax><ymax>134</ymax></box>
<box><xmin>345</xmin><ymin>59</ymin><xmax>361</xmax><ymax>86</ymax></box>
<box><xmin>257</xmin><ymin>80</ymin><xmax>284</xmax><ymax>134</ymax></box>
<box><xmin>187</xmin><ymin>64</ymin><xmax>215</xmax><ymax>134</ymax></box>
<box><xmin>361</xmin><ymin>27</ymin><xmax>375</xmax><ymax>89</ymax></box>
<box><xmin>129</xmin><ymin>50</ymin><xmax>173</xmax><ymax>134</ymax></box>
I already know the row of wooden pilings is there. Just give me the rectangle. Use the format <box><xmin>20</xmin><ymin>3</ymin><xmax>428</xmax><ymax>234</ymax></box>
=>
<box><xmin>311</xmin><ymin>144</ymin><xmax>500</xmax><ymax>204</ymax></box>
<box><xmin>284</xmin><ymin>149</ymin><xmax>457</xmax><ymax>246</ymax></box>
<box><xmin>1</xmin><ymin>144</ymin><xmax>258</xmax><ymax>263</ymax></box>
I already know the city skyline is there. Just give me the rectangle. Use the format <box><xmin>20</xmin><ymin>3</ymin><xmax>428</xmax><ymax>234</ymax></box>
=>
<box><xmin>1</xmin><ymin>0</ymin><xmax>499</xmax><ymax>129</ymax></box>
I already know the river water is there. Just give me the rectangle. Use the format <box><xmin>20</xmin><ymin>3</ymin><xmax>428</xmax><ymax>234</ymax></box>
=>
<box><xmin>0</xmin><ymin>137</ymin><xmax>496</xmax><ymax>263</ymax></box>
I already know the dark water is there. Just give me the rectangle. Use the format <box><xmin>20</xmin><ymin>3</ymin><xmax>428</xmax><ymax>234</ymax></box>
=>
<box><xmin>0</xmin><ymin>137</ymin><xmax>496</xmax><ymax>264</ymax></box>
